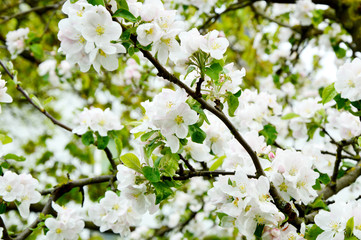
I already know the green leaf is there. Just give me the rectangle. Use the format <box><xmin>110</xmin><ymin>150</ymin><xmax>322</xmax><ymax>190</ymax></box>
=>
<box><xmin>142</xmin><ymin>166</ymin><xmax>160</xmax><ymax>182</ymax></box>
<box><xmin>205</xmin><ymin>63</ymin><xmax>223</xmax><ymax>81</ymax></box>
<box><xmin>349</xmin><ymin>109</ymin><xmax>361</xmax><ymax>117</ymax></box>
<box><xmin>87</xmin><ymin>0</ymin><xmax>104</xmax><ymax>6</ymax></box>
<box><xmin>318</xmin><ymin>172</ymin><xmax>330</xmax><ymax>185</ymax></box>
<box><xmin>113</xmin><ymin>9</ymin><xmax>137</xmax><ymax>22</ymax></box>
<box><xmin>159</xmin><ymin>150</ymin><xmax>179</xmax><ymax>176</ymax></box>
<box><xmin>120</xmin><ymin>153</ymin><xmax>142</xmax><ymax>173</ymax></box>
<box><xmin>234</xmin><ymin>89</ymin><xmax>242</xmax><ymax>97</ymax></box>
<box><xmin>346</xmin><ymin>217</ymin><xmax>354</xmax><ymax>238</ymax></box>
<box><xmin>116</xmin><ymin>0</ymin><xmax>129</xmax><ymax>10</ymax></box>
<box><xmin>120</xmin><ymin>29</ymin><xmax>131</xmax><ymax>41</ymax></box>
<box><xmin>43</xmin><ymin>96</ymin><xmax>54</xmax><ymax>106</ymax></box>
<box><xmin>254</xmin><ymin>224</ymin><xmax>265</xmax><ymax>238</ymax></box>
<box><xmin>30</xmin><ymin>94</ymin><xmax>44</xmax><ymax>110</ymax></box>
<box><xmin>3</xmin><ymin>153</ymin><xmax>26</xmax><ymax>162</ymax></box>
<box><xmin>322</xmin><ymin>83</ymin><xmax>338</xmax><ymax>104</ymax></box>
<box><xmin>0</xmin><ymin>134</ymin><xmax>12</xmax><ymax>145</ymax></box>
<box><xmin>309</xmin><ymin>196</ymin><xmax>328</xmax><ymax>210</ymax></box>
<box><xmin>152</xmin><ymin>182</ymin><xmax>173</xmax><ymax>204</ymax></box>
<box><xmin>306</xmin><ymin>122</ymin><xmax>320</xmax><ymax>140</ymax></box>
<box><xmin>141</xmin><ymin>130</ymin><xmax>157</xmax><ymax>142</ymax></box>
<box><xmin>188</xmin><ymin>124</ymin><xmax>206</xmax><ymax>144</ymax></box>
<box><xmin>0</xmin><ymin>202</ymin><xmax>6</xmax><ymax>214</ymax></box>
<box><xmin>1</xmin><ymin>162</ymin><xmax>10</xmax><ymax>169</ymax></box>
<box><xmin>185</xmin><ymin>66</ymin><xmax>196</xmax><ymax>79</ymax></box>
<box><xmin>304</xmin><ymin>225</ymin><xmax>323</xmax><ymax>240</ymax></box>
<box><xmin>81</xmin><ymin>131</ymin><xmax>95</xmax><ymax>146</ymax></box>
<box><xmin>187</xmin><ymin>99</ymin><xmax>210</xmax><ymax>124</ymax></box>
<box><xmin>358</xmin><ymin>136</ymin><xmax>361</xmax><ymax>147</ymax></box>
<box><xmin>96</xmin><ymin>134</ymin><xmax>109</xmax><ymax>150</ymax></box>
<box><xmin>281</xmin><ymin>113</ymin><xmax>300</xmax><ymax>120</ymax></box>
<box><xmin>145</xmin><ymin>137</ymin><xmax>163</xmax><ymax>158</ymax></box>
<box><xmin>334</xmin><ymin>94</ymin><xmax>349</xmax><ymax>110</ymax></box>
<box><xmin>114</xmin><ymin>138</ymin><xmax>123</xmax><ymax>157</ymax></box>
<box><xmin>128</xmin><ymin>46</ymin><xmax>135</xmax><ymax>56</ymax></box>
<box><xmin>209</xmin><ymin>155</ymin><xmax>226</xmax><ymax>171</ymax></box>
<box><xmin>259</xmin><ymin>124</ymin><xmax>278</xmax><ymax>145</ymax></box>
<box><xmin>226</xmin><ymin>93</ymin><xmax>239</xmax><ymax>117</ymax></box>
<box><xmin>30</xmin><ymin>44</ymin><xmax>44</xmax><ymax>59</ymax></box>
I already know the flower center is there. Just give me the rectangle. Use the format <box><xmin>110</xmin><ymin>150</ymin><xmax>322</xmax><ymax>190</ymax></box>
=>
<box><xmin>279</xmin><ymin>182</ymin><xmax>288</xmax><ymax>192</ymax></box>
<box><xmin>99</xmin><ymin>49</ymin><xmax>107</xmax><ymax>57</ymax></box>
<box><xmin>96</xmin><ymin>25</ymin><xmax>105</xmax><ymax>35</ymax></box>
<box><xmin>5</xmin><ymin>185</ymin><xmax>12</xmax><ymax>192</ymax></box>
<box><xmin>56</xmin><ymin>228</ymin><xmax>62</xmax><ymax>234</ymax></box>
<box><xmin>175</xmin><ymin>115</ymin><xmax>184</xmax><ymax>125</ymax></box>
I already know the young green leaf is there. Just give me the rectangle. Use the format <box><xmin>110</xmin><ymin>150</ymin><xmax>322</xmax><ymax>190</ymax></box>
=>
<box><xmin>226</xmin><ymin>93</ymin><xmax>239</xmax><ymax>117</ymax></box>
<box><xmin>96</xmin><ymin>134</ymin><xmax>109</xmax><ymax>150</ymax></box>
<box><xmin>142</xmin><ymin>166</ymin><xmax>160</xmax><ymax>182</ymax></box>
<box><xmin>321</xmin><ymin>83</ymin><xmax>337</xmax><ymax>104</ymax></box>
<box><xmin>3</xmin><ymin>153</ymin><xmax>26</xmax><ymax>162</ymax></box>
<box><xmin>188</xmin><ymin>124</ymin><xmax>206</xmax><ymax>144</ymax></box>
<box><xmin>281</xmin><ymin>113</ymin><xmax>300</xmax><ymax>120</ymax></box>
<box><xmin>81</xmin><ymin>131</ymin><xmax>95</xmax><ymax>146</ymax></box>
<box><xmin>209</xmin><ymin>155</ymin><xmax>226</xmax><ymax>171</ymax></box>
<box><xmin>113</xmin><ymin>9</ymin><xmax>137</xmax><ymax>22</ymax></box>
<box><xmin>87</xmin><ymin>0</ymin><xmax>104</xmax><ymax>6</ymax></box>
<box><xmin>259</xmin><ymin>124</ymin><xmax>278</xmax><ymax>145</ymax></box>
<box><xmin>120</xmin><ymin>153</ymin><xmax>142</xmax><ymax>173</ymax></box>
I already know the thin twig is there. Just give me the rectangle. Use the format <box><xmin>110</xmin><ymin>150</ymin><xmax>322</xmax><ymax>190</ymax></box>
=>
<box><xmin>0</xmin><ymin>0</ymin><xmax>66</xmax><ymax>24</ymax></box>
<box><xmin>0</xmin><ymin>216</ymin><xmax>12</xmax><ymax>240</ymax></box>
<box><xmin>330</xmin><ymin>145</ymin><xmax>343</xmax><ymax>186</ymax></box>
<box><xmin>179</xmin><ymin>154</ymin><xmax>195</xmax><ymax>172</ymax></box>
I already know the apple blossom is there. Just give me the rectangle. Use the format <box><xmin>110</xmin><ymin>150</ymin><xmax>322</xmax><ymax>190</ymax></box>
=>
<box><xmin>0</xmin><ymin>74</ymin><xmax>13</xmax><ymax>113</ymax></box>
<box><xmin>5</xmin><ymin>28</ymin><xmax>29</xmax><ymax>59</ymax></box>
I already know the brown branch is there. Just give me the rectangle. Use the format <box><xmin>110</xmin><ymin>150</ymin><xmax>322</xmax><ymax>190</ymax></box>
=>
<box><xmin>319</xmin><ymin>163</ymin><xmax>361</xmax><ymax>200</ymax></box>
<box><xmin>198</xmin><ymin>1</ymin><xmax>253</xmax><ymax>32</ymax></box>
<box><xmin>0</xmin><ymin>216</ymin><xmax>12</xmax><ymax>240</ymax></box>
<box><xmin>179</xmin><ymin>154</ymin><xmax>195</xmax><ymax>172</ymax></box>
<box><xmin>40</xmin><ymin>175</ymin><xmax>114</xmax><ymax>195</ymax></box>
<box><xmin>330</xmin><ymin>145</ymin><xmax>343</xmax><ymax>187</ymax></box>
<box><xmin>0</xmin><ymin>0</ymin><xmax>66</xmax><ymax>24</ymax></box>
<box><xmin>163</xmin><ymin>170</ymin><xmax>239</xmax><ymax>181</ymax></box>
<box><xmin>15</xmin><ymin>175</ymin><xmax>114</xmax><ymax>240</ymax></box>
<box><xmin>321</xmin><ymin>150</ymin><xmax>360</xmax><ymax>161</ymax></box>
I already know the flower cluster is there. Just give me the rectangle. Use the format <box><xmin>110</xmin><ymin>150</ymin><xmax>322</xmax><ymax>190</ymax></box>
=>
<box><xmin>72</xmin><ymin>107</ymin><xmax>123</xmax><ymax>136</ymax></box>
<box><xmin>58</xmin><ymin>0</ymin><xmax>125</xmax><ymax>72</ymax></box>
<box><xmin>314</xmin><ymin>200</ymin><xmax>361</xmax><ymax>240</ymax></box>
<box><xmin>5</xmin><ymin>27</ymin><xmax>29</xmax><ymax>59</ymax></box>
<box><xmin>0</xmin><ymin>74</ymin><xmax>13</xmax><ymax>113</ymax></box>
<box><xmin>208</xmin><ymin>168</ymin><xmax>284</xmax><ymax>239</ymax></box>
<box><xmin>133</xmin><ymin>88</ymin><xmax>198</xmax><ymax>152</ymax></box>
<box><xmin>294</xmin><ymin>0</ymin><xmax>315</xmax><ymax>26</ymax></box>
<box><xmin>44</xmin><ymin>202</ymin><xmax>85</xmax><ymax>240</ymax></box>
<box><xmin>0</xmin><ymin>171</ymin><xmax>41</xmax><ymax>218</ymax></box>
<box><xmin>136</xmin><ymin>0</ymin><xmax>229</xmax><ymax>64</ymax></box>
<box><xmin>334</xmin><ymin>57</ymin><xmax>361</xmax><ymax>101</ymax></box>
<box><xmin>270</xmin><ymin>149</ymin><xmax>319</xmax><ymax>204</ymax></box>
<box><xmin>88</xmin><ymin>164</ymin><xmax>157</xmax><ymax>236</ymax></box>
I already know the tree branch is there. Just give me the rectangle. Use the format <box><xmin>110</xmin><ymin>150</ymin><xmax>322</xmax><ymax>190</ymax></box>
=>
<box><xmin>319</xmin><ymin>163</ymin><xmax>361</xmax><ymax>200</ymax></box>
<box><xmin>14</xmin><ymin>175</ymin><xmax>114</xmax><ymax>240</ymax></box>
<box><xmin>330</xmin><ymin>145</ymin><xmax>343</xmax><ymax>186</ymax></box>
<box><xmin>0</xmin><ymin>0</ymin><xmax>66</xmax><ymax>24</ymax></box>
<box><xmin>0</xmin><ymin>216</ymin><xmax>12</xmax><ymax>240</ymax></box>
